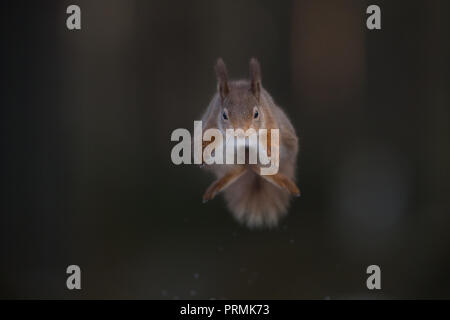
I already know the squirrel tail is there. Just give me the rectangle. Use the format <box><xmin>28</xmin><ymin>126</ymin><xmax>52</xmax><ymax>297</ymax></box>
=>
<box><xmin>223</xmin><ymin>170</ymin><xmax>291</xmax><ymax>228</ymax></box>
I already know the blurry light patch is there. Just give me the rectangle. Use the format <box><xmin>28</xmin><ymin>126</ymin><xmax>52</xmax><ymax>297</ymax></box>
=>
<box><xmin>333</xmin><ymin>145</ymin><xmax>411</xmax><ymax>239</ymax></box>
<box><xmin>291</xmin><ymin>0</ymin><xmax>366</xmax><ymax>109</ymax></box>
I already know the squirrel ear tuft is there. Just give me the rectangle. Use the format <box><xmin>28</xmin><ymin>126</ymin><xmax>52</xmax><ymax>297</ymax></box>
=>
<box><xmin>215</xmin><ymin>58</ymin><xmax>229</xmax><ymax>100</ymax></box>
<box><xmin>249</xmin><ymin>58</ymin><xmax>261</xmax><ymax>101</ymax></box>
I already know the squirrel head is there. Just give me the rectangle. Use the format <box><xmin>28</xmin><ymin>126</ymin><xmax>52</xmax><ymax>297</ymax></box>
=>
<box><xmin>214</xmin><ymin>58</ymin><xmax>266</xmax><ymax>132</ymax></box>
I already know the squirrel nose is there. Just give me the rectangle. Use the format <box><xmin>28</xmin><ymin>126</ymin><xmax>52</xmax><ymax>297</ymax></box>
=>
<box><xmin>237</xmin><ymin>126</ymin><xmax>251</xmax><ymax>135</ymax></box>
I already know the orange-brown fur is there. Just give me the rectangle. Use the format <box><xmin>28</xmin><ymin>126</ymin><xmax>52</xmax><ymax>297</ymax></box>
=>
<box><xmin>200</xmin><ymin>58</ymin><xmax>299</xmax><ymax>228</ymax></box>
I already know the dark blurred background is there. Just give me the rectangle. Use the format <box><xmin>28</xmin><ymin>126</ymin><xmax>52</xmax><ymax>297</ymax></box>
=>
<box><xmin>1</xmin><ymin>0</ymin><xmax>449</xmax><ymax>299</ymax></box>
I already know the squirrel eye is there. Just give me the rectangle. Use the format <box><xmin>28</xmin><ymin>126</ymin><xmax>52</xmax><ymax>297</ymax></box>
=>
<box><xmin>254</xmin><ymin>110</ymin><xmax>259</xmax><ymax>119</ymax></box>
<box><xmin>222</xmin><ymin>111</ymin><xmax>228</xmax><ymax>120</ymax></box>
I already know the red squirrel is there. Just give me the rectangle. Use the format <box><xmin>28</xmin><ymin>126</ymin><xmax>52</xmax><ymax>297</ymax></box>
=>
<box><xmin>200</xmin><ymin>58</ymin><xmax>300</xmax><ymax>228</ymax></box>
